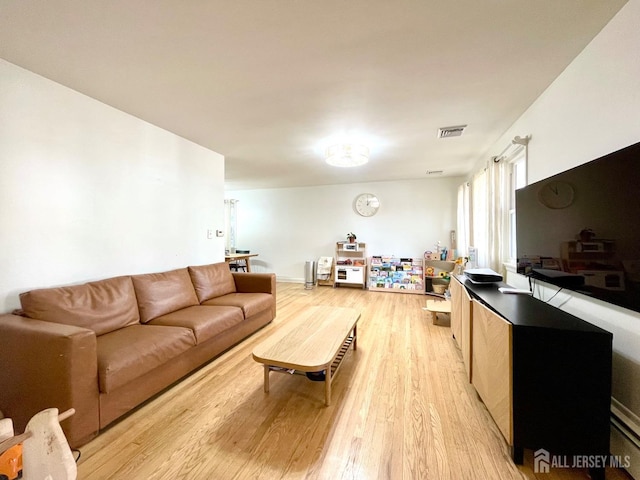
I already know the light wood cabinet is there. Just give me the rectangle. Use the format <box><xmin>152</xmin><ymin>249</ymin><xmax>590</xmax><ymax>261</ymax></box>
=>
<box><xmin>455</xmin><ymin>275</ymin><xmax>612</xmax><ymax>480</ymax></box>
<box><xmin>449</xmin><ymin>276</ymin><xmax>473</xmax><ymax>382</ymax></box>
<box><xmin>460</xmin><ymin>285</ymin><xmax>473</xmax><ymax>381</ymax></box>
<box><xmin>449</xmin><ymin>275</ymin><xmax>463</xmax><ymax>346</ymax></box>
<box><xmin>472</xmin><ymin>299</ymin><xmax>513</xmax><ymax>445</ymax></box>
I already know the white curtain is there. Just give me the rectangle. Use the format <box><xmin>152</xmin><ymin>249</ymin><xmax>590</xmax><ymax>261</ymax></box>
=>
<box><xmin>471</xmin><ymin>169</ymin><xmax>489</xmax><ymax>268</ymax></box>
<box><xmin>487</xmin><ymin>158</ymin><xmax>509</xmax><ymax>274</ymax></box>
<box><xmin>459</xmin><ymin>138</ymin><xmax>528</xmax><ymax>274</ymax></box>
<box><xmin>456</xmin><ymin>182</ymin><xmax>471</xmax><ymax>259</ymax></box>
<box><xmin>469</xmin><ymin>160</ymin><xmax>510</xmax><ymax>273</ymax></box>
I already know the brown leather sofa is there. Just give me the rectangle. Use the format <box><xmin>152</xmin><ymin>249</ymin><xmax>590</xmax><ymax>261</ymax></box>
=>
<box><xmin>0</xmin><ymin>262</ymin><xmax>275</xmax><ymax>448</ymax></box>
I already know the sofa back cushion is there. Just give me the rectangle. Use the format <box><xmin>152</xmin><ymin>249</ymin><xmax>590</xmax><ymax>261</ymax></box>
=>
<box><xmin>132</xmin><ymin>268</ymin><xmax>200</xmax><ymax>323</ymax></box>
<box><xmin>188</xmin><ymin>262</ymin><xmax>237</xmax><ymax>303</ymax></box>
<box><xmin>19</xmin><ymin>276</ymin><xmax>140</xmax><ymax>336</ymax></box>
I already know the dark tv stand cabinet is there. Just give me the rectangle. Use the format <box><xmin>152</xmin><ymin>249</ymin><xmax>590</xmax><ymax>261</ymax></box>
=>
<box><xmin>451</xmin><ymin>275</ymin><xmax>613</xmax><ymax>480</ymax></box>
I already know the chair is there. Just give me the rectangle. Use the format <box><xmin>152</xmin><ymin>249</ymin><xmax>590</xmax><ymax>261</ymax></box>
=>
<box><xmin>229</xmin><ymin>249</ymin><xmax>250</xmax><ymax>272</ymax></box>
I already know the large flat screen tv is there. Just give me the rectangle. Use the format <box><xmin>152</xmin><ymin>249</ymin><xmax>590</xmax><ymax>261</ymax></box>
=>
<box><xmin>516</xmin><ymin>140</ymin><xmax>640</xmax><ymax>314</ymax></box>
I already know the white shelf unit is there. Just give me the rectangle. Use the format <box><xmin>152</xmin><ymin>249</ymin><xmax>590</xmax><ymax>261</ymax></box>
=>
<box><xmin>368</xmin><ymin>256</ymin><xmax>425</xmax><ymax>294</ymax></box>
<box><xmin>334</xmin><ymin>242</ymin><xmax>367</xmax><ymax>289</ymax></box>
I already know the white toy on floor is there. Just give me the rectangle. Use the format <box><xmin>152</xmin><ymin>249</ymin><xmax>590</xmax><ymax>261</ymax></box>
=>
<box><xmin>0</xmin><ymin>408</ymin><xmax>76</xmax><ymax>480</ymax></box>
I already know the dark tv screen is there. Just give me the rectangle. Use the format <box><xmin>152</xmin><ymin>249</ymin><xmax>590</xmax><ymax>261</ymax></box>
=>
<box><xmin>516</xmin><ymin>140</ymin><xmax>640</xmax><ymax>314</ymax></box>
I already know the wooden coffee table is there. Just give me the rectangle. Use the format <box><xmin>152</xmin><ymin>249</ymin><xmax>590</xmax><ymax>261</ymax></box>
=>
<box><xmin>252</xmin><ymin>306</ymin><xmax>360</xmax><ymax>406</ymax></box>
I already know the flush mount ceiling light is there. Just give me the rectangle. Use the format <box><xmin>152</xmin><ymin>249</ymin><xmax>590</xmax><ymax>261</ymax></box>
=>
<box><xmin>325</xmin><ymin>143</ymin><xmax>369</xmax><ymax>167</ymax></box>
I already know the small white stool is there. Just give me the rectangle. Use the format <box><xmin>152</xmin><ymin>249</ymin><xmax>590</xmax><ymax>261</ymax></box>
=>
<box><xmin>425</xmin><ymin>299</ymin><xmax>451</xmax><ymax>325</ymax></box>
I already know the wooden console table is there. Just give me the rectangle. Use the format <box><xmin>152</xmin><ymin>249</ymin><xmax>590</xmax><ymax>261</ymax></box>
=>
<box><xmin>450</xmin><ymin>275</ymin><xmax>612</xmax><ymax>480</ymax></box>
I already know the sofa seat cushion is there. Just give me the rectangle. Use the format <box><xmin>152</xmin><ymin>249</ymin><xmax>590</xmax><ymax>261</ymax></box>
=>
<box><xmin>97</xmin><ymin>324</ymin><xmax>196</xmax><ymax>393</ymax></box>
<box><xmin>132</xmin><ymin>268</ymin><xmax>200</xmax><ymax>323</ymax></box>
<box><xmin>188</xmin><ymin>263</ymin><xmax>237</xmax><ymax>303</ymax></box>
<box><xmin>148</xmin><ymin>305</ymin><xmax>244</xmax><ymax>344</ymax></box>
<box><xmin>19</xmin><ymin>276</ymin><xmax>140</xmax><ymax>336</ymax></box>
<box><xmin>202</xmin><ymin>292</ymin><xmax>273</xmax><ymax>318</ymax></box>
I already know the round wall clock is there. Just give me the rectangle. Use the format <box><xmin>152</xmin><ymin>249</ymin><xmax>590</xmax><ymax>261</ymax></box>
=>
<box><xmin>537</xmin><ymin>181</ymin><xmax>574</xmax><ymax>209</ymax></box>
<box><xmin>354</xmin><ymin>193</ymin><xmax>380</xmax><ymax>217</ymax></box>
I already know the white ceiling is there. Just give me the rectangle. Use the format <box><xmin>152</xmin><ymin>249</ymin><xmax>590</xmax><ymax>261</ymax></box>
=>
<box><xmin>0</xmin><ymin>1</ymin><xmax>627</xmax><ymax>190</ymax></box>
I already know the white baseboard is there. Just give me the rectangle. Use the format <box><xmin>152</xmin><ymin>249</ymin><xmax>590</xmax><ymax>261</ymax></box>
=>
<box><xmin>276</xmin><ymin>276</ymin><xmax>304</xmax><ymax>283</ymax></box>
<box><xmin>611</xmin><ymin>420</ymin><xmax>639</xmax><ymax>478</ymax></box>
<box><xmin>611</xmin><ymin>399</ymin><xmax>640</xmax><ymax>478</ymax></box>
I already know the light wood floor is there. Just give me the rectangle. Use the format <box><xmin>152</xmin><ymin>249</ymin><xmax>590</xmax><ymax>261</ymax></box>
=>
<box><xmin>77</xmin><ymin>283</ymin><xmax>631</xmax><ymax>480</ymax></box>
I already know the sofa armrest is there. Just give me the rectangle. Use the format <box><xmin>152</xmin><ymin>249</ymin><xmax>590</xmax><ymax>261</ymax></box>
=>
<box><xmin>232</xmin><ymin>272</ymin><xmax>276</xmax><ymax>295</ymax></box>
<box><xmin>0</xmin><ymin>314</ymin><xmax>99</xmax><ymax>448</ymax></box>
<box><xmin>232</xmin><ymin>273</ymin><xmax>276</xmax><ymax>318</ymax></box>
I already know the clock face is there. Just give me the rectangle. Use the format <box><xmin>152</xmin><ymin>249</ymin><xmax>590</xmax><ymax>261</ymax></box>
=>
<box><xmin>354</xmin><ymin>193</ymin><xmax>380</xmax><ymax>217</ymax></box>
<box><xmin>537</xmin><ymin>181</ymin><xmax>574</xmax><ymax>209</ymax></box>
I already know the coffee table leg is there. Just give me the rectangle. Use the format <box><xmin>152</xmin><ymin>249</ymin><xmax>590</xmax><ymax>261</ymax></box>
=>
<box><xmin>264</xmin><ymin>364</ymin><xmax>333</xmax><ymax>404</ymax></box>
<box><xmin>324</xmin><ymin>366</ymin><xmax>332</xmax><ymax>406</ymax></box>
<box><xmin>353</xmin><ymin>324</ymin><xmax>357</xmax><ymax>350</ymax></box>
<box><xmin>264</xmin><ymin>365</ymin><xmax>270</xmax><ymax>393</ymax></box>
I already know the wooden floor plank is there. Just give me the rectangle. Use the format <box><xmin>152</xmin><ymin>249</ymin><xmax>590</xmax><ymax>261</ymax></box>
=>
<box><xmin>76</xmin><ymin>283</ymin><xmax>631</xmax><ymax>480</ymax></box>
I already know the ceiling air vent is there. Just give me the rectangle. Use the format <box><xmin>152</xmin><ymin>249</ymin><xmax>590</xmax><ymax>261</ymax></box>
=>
<box><xmin>427</xmin><ymin>170</ymin><xmax>444</xmax><ymax>175</ymax></box>
<box><xmin>437</xmin><ymin>125</ymin><xmax>467</xmax><ymax>138</ymax></box>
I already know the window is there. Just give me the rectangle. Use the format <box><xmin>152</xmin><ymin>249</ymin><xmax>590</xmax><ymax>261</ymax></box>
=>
<box><xmin>224</xmin><ymin>199</ymin><xmax>238</xmax><ymax>252</ymax></box>
<box><xmin>507</xmin><ymin>152</ymin><xmax>527</xmax><ymax>263</ymax></box>
<box><xmin>456</xmin><ymin>136</ymin><xmax>528</xmax><ymax>272</ymax></box>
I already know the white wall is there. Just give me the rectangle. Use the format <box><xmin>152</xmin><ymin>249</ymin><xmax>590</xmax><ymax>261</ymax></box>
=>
<box><xmin>0</xmin><ymin>59</ymin><xmax>226</xmax><ymax>312</ymax></box>
<box><xmin>472</xmin><ymin>0</ymin><xmax>640</xmax><ymax>180</ymax></box>
<box><xmin>479</xmin><ymin>0</ymin><xmax>640</xmax><ymax>472</ymax></box>
<box><xmin>227</xmin><ymin>177</ymin><xmax>461</xmax><ymax>281</ymax></box>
